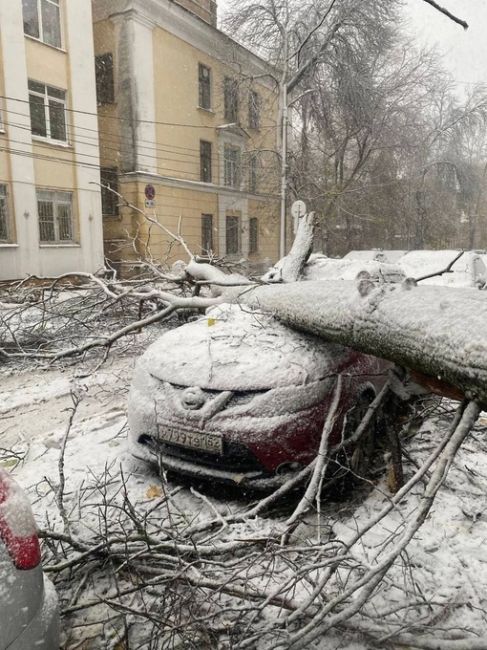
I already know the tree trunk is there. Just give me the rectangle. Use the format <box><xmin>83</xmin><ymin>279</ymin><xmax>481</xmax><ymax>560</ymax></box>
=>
<box><xmin>230</xmin><ymin>280</ymin><xmax>487</xmax><ymax>407</ymax></box>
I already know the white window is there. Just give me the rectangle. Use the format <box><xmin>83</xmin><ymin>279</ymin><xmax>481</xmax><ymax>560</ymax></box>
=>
<box><xmin>37</xmin><ymin>190</ymin><xmax>73</xmax><ymax>243</ymax></box>
<box><xmin>224</xmin><ymin>145</ymin><xmax>241</xmax><ymax>188</ymax></box>
<box><xmin>22</xmin><ymin>0</ymin><xmax>62</xmax><ymax>48</ymax></box>
<box><xmin>0</xmin><ymin>185</ymin><xmax>9</xmax><ymax>241</ymax></box>
<box><xmin>28</xmin><ymin>80</ymin><xmax>67</xmax><ymax>142</ymax></box>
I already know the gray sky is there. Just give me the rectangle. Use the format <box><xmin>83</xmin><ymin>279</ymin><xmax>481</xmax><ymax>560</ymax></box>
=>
<box><xmin>218</xmin><ymin>0</ymin><xmax>487</xmax><ymax>88</ymax></box>
<box><xmin>405</xmin><ymin>0</ymin><xmax>487</xmax><ymax>87</ymax></box>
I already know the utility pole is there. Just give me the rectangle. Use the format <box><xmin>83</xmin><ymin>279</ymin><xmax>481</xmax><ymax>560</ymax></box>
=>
<box><xmin>279</xmin><ymin>12</ymin><xmax>289</xmax><ymax>260</ymax></box>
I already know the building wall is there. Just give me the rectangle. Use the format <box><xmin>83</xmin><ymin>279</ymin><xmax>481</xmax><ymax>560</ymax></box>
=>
<box><xmin>92</xmin><ymin>0</ymin><xmax>280</xmax><ymax>272</ymax></box>
<box><xmin>0</xmin><ymin>0</ymin><xmax>104</xmax><ymax>280</ymax></box>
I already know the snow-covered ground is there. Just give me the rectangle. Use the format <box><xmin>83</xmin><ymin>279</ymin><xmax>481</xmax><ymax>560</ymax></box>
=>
<box><xmin>1</xmin><ymin>350</ymin><xmax>487</xmax><ymax>649</ymax></box>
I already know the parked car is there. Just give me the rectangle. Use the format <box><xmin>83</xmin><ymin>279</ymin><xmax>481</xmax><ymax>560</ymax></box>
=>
<box><xmin>0</xmin><ymin>468</ymin><xmax>59</xmax><ymax>650</ymax></box>
<box><xmin>343</xmin><ymin>250</ymin><xmax>408</xmax><ymax>264</ymax></box>
<box><xmin>399</xmin><ymin>250</ymin><xmax>487</xmax><ymax>288</ymax></box>
<box><xmin>303</xmin><ymin>254</ymin><xmax>406</xmax><ymax>284</ymax></box>
<box><xmin>129</xmin><ymin>304</ymin><xmax>391</xmax><ymax>490</ymax></box>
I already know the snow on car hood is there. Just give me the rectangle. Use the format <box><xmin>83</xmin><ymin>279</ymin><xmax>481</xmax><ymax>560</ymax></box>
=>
<box><xmin>142</xmin><ymin>304</ymin><xmax>346</xmax><ymax>391</ymax></box>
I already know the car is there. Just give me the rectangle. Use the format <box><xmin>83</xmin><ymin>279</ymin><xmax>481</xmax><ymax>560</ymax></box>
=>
<box><xmin>0</xmin><ymin>467</ymin><xmax>59</xmax><ymax>650</ymax></box>
<box><xmin>128</xmin><ymin>303</ymin><xmax>391</xmax><ymax>490</ymax></box>
<box><xmin>303</xmin><ymin>254</ymin><xmax>406</xmax><ymax>284</ymax></box>
<box><xmin>399</xmin><ymin>250</ymin><xmax>487</xmax><ymax>288</ymax></box>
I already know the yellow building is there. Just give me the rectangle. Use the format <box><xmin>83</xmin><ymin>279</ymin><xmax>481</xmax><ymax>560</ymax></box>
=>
<box><xmin>0</xmin><ymin>0</ymin><xmax>104</xmax><ymax>280</ymax></box>
<box><xmin>92</xmin><ymin>0</ymin><xmax>280</xmax><ymax>273</ymax></box>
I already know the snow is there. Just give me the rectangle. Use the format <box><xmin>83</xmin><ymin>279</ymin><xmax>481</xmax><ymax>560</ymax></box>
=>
<box><xmin>137</xmin><ymin>303</ymin><xmax>345</xmax><ymax>390</ymax></box>
<box><xmin>2</xmin><ymin>320</ymin><xmax>487</xmax><ymax>648</ymax></box>
<box><xmin>400</xmin><ymin>250</ymin><xmax>487</xmax><ymax>287</ymax></box>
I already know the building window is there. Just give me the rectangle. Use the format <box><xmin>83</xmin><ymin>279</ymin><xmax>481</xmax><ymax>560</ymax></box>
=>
<box><xmin>224</xmin><ymin>77</ymin><xmax>239</xmax><ymax>123</ymax></box>
<box><xmin>100</xmin><ymin>168</ymin><xmax>119</xmax><ymax>216</ymax></box>
<box><xmin>224</xmin><ymin>145</ymin><xmax>241</xmax><ymax>188</ymax></box>
<box><xmin>249</xmin><ymin>217</ymin><xmax>258</xmax><ymax>254</ymax></box>
<box><xmin>22</xmin><ymin>0</ymin><xmax>61</xmax><ymax>48</ymax></box>
<box><xmin>198</xmin><ymin>63</ymin><xmax>211</xmax><ymax>110</ymax></box>
<box><xmin>37</xmin><ymin>190</ymin><xmax>73</xmax><ymax>243</ymax></box>
<box><xmin>249</xmin><ymin>155</ymin><xmax>258</xmax><ymax>193</ymax></box>
<box><xmin>95</xmin><ymin>54</ymin><xmax>115</xmax><ymax>106</ymax></box>
<box><xmin>200</xmin><ymin>140</ymin><xmax>212</xmax><ymax>183</ymax></box>
<box><xmin>248</xmin><ymin>90</ymin><xmax>260</xmax><ymax>129</ymax></box>
<box><xmin>0</xmin><ymin>185</ymin><xmax>9</xmax><ymax>241</ymax></box>
<box><xmin>226</xmin><ymin>215</ymin><xmax>240</xmax><ymax>255</ymax></box>
<box><xmin>28</xmin><ymin>80</ymin><xmax>66</xmax><ymax>141</ymax></box>
<box><xmin>201</xmin><ymin>214</ymin><xmax>213</xmax><ymax>253</ymax></box>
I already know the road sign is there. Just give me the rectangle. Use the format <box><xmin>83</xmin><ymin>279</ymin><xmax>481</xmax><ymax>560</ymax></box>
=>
<box><xmin>144</xmin><ymin>184</ymin><xmax>156</xmax><ymax>201</ymax></box>
<box><xmin>291</xmin><ymin>200</ymin><xmax>307</xmax><ymax>219</ymax></box>
<box><xmin>291</xmin><ymin>200</ymin><xmax>307</xmax><ymax>233</ymax></box>
<box><xmin>145</xmin><ymin>199</ymin><xmax>155</xmax><ymax>209</ymax></box>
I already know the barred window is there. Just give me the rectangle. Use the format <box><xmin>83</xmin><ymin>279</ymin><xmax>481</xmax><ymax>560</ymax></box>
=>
<box><xmin>200</xmin><ymin>140</ymin><xmax>212</xmax><ymax>183</ymax></box>
<box><xmin>0</xmin><ymin>185</ymin><xmax>9</xmax><ymax>241</ymax></box>
<box><xmin>22</xmin><ymin>0</ymin><xmax>61</xmax><ymax>48</ymax></box>
<box><xmin>226</xmin><ymin>215</ymin><xmax>240</xmax><ymax>255</ymax></box>
<box><xmin>224</xmin><ymin>77</ymin><xmax>239</xmax><ymax>123</ymax></box>
<box><xmin>96</xmin><ymin>53</ymin><xmax>115</xmax><ymax>105</ymax></box>
<box><xmin>248</xmin><ymin>90</ymin><xmax>260</xmax><ymax>129</ymax></box>
<box><xmin>201</xmin><ymin>214</ymin><xmax>213</xmax><ymax>254</ymax></box>
<box><xmin>198</xmin><ymin>64</ymin><xmax>211</xmax><ymax>110</ymax></box>
<box><xmin>100</xmin><ymin>168</ymin><xmax>119</xmax><ymax>216</ymax></box>
<box><xmin>28</xmin><ymin>80</ymin><xmax>66</xmax><ymax>141</ymax></box>
<box><xmin>37</xmin><ymin>190</ymin><xmax>73</xmax><ymax>243</ymax></box>
<box><xmin>249</xmin><ymin>217</ymin><xmax>258</xmax><ymax>254</ymax></box>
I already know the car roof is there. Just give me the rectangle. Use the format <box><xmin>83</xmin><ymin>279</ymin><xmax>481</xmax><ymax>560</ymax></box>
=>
<box><xmin>141</xmin><ymin>304</ymin><xmax>348</xmax><ymax>391</ymax></box>
<box><xmin>303</xmin><ymin>256</ymin><xmax>405</xmax><ymax>282</ymax></box>
<box><xmin>400</xmin><ymin>250</ymin><xmax>486</xmax><ymax>286</ymax></box>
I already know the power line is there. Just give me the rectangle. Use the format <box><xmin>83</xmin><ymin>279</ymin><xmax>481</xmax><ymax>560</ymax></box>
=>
<box><xmin>0</xmin><ymin>145</ymin><xmax>279</xmax><ymax>199</ymax></box>
<box><xmin>0</xmin><ymin>93</ymin><xmax>280</xmax><ymax>131</ymax></box>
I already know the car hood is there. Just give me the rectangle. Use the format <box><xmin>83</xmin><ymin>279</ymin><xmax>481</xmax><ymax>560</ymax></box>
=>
<box><xmin>141</xmin><ymin>304</ymin><xmax>347</xmax><ymax>391</ymax></box>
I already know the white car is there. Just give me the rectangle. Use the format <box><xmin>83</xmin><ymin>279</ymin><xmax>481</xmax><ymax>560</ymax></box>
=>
<box><xmin>303</xmin><ymin>254</ymin><xmax>406</xmax><ymax>284</ymax></box>
<box><xmin>399</xmin><ymin>250</ymin><xmax>486</xmax><ymax>288</ymax></box>
<box><xmin>0</xmin><ymin>468</ymin><xmax>59</xmax><ymax>649</ymax></box>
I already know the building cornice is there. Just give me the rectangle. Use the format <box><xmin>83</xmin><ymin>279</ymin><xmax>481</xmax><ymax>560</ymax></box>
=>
<box><xmin>92</xmin><ymin>0</ymin><xmax>278</xmax><ymax>90</ymax></box>
<box><xmin>119</xmin><ymin>171</ymin><xmax>274</xmax><ymax>202</ymax></box>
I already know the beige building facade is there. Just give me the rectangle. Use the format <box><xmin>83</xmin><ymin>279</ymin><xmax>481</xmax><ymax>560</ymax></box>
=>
<box><xmin>92</xmin><ymin>0</ymin><xmax>280</xmax><ymax>272</ymax></box>
<box><xmin>0</xmin><ymin>0</ymin><xmax>105</xmax><ymax>281</ymax></box>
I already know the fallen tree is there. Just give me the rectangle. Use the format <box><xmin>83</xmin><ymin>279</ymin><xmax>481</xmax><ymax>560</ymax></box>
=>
<box><xmin>230</xmin><ymin>278</ymin><xmax>487</xmax><ymax>408</ymax></box>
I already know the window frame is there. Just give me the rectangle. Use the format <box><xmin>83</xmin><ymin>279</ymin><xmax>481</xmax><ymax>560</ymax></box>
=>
<box><xmin>225</xmin><ymin>214</ymin><xmax>241</xmax><ymax>256</ymax></box>
<box><xmin>249</xmin><ymin>217</ymin><xmax>259</xmax><ymax>254</ymax></box>
<box><xmin>200</xmin><ymin>140</ymin><xmax>212</xmax><ymax>183</ymax></box>
<box><xmin>37</xmin><ymin>189</ymin><xmax>74</xmax><ymax>244</ymax></box>
<box><xmin>0</xmin><ymin>184</ymin><xmax>10</xmax><ymax>242</ymax></box>
<box><xmin>22</xmin><ymin>0</ymin><xmax>62</xmax><ymax>49</ymax></box>
<box><xmin>248</xmin><ymin>155</ymin><xmax>258</xmax><ymax>193</ymax></box>
<box><xmin>201</xmin><ymin>213</ymin><xmax>213</xmax><ymax>254</ymax></box>
<box><xmin>100</xmin><ymin>168</ymin><xmax>119</xmax><ymax>217</ymax></box>
<box><xmin>223</xmin><ymin>77</ymin><xmax>239</xmax><ymax>123</ymax></box>
<box><xmin>198</xmin><ymin>63</ymin><xmax>212</xmax><ymax>110</ymax></box>
<box><xmin>95</xmin><ymin>53</ymin><xmax>115</xmax><ymax>106</ymax></box>
<box><xmin>28</xmin><ymin>80</ymin><xmax>67</xmax><ymax>143</ymax></box>
<box><xmin>248</xmin><ymin>90</ymin><xmax>261</xmax><ymax>130</ymax></box>
<box><xmin>223</xmin><ymin>144</ymin><xmax>241</xmax><ymax>189</ymax></box>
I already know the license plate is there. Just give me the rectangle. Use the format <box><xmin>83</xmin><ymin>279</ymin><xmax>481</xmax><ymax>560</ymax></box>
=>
<box><xmin>158</xmin><ymin>426</ymin><xmax>223</xmax><ymax>454</ymax></box>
